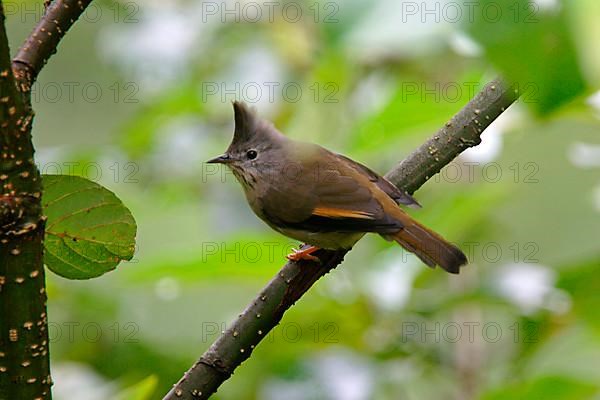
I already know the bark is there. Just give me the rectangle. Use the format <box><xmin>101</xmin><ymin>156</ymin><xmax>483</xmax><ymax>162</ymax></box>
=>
<box><xmin>0</xmin><ymin>1</ymin><xmax>94</xmax><ymax>399</ymax></box>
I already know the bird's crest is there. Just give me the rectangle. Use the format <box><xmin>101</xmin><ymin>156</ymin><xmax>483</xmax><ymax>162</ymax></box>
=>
<box><xmin>232</xmin><ymin>101</ymin><xmax>259</xmax><ymax>143</ymax></box>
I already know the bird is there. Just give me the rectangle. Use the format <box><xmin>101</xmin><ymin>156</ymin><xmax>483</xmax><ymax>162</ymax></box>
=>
<box><xmin>207</xmin><ymin>101</ymin><xmax>467</xmax><ymax>274</ymax></box>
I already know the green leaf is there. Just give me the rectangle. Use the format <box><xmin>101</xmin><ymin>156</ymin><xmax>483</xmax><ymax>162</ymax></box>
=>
<box><xmin>113</xmin><ymin>375</ymin><xmax>158</xmax><ymax>400</ymax></box>
<box><xmin>467</xmin><ymin>0</ymin><xmax>586</xmax><ymax>114</ymax></box>
<box><xmin>42</xmin><ymin>175</ymin><xmax>137</xmax><ymax>279</ymax></box>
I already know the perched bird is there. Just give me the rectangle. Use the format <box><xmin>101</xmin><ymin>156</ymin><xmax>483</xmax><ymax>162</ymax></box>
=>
<box><xmin>208</xmin><ymin>102</ymin><xmax>467</xmax><ymax>274</ymax></box>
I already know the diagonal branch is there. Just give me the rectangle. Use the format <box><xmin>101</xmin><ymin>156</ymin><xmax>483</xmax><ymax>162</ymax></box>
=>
<box><xmin>163</xmin><ymin>77</ymin><xmax>520</xmax><ymax>400</ymax></box>
<box><xmin>12</xmin><ymin>0</ymin><xmax>93</xmax><ymax>89</ymax></box>
<box><xmin>385</xmin><ymin>78</ymin><xmax>518</xmax><ymax>192</ymax></box>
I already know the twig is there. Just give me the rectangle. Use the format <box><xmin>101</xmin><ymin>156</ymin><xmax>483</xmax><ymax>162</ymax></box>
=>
<box><xmin>12</xmin><ymin>0</ymin><xmax>93</xmax><ymax>89</ymax></box>
<box><xmin>164</xmin><ymin>77</ymin><xmax>520</xmax><ymax>400</ymax></box>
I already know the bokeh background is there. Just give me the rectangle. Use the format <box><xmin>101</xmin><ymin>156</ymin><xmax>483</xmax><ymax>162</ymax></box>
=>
<box><xmin>5</xmin><ymin>0</ymin><xmax>600</xmax><ymax>398</ymax></box>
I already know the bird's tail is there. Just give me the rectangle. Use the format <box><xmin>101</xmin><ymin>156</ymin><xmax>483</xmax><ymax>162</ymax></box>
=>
<box><xmin>387</xmin><ymin>218</ymin><xmax>467</xmax><ymax>274</ymax></box>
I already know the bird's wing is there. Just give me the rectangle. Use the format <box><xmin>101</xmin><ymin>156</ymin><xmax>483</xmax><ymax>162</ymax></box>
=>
<box><xmin>335</xmin><ymin>153</ymin><xmax>421</xmax><ymax>208</ymax></box>
<box><xmin>261</xmin><ymin>148</ymin><xmax>403</xmax><ymax>234</ymax></box>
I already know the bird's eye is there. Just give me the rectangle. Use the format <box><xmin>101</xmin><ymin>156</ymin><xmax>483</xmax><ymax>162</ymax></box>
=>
<box><xmin>246</xmin><ymin>150</ymin><xmax>258</xmax><ymax>160</ymax></box>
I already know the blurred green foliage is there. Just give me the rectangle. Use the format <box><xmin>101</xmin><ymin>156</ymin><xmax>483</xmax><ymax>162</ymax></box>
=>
<box><xmin>5</xmin><ymin>0</ymin><xmax>600</xmax><ymax>398</ymax></box>
<box><xmin>467</xmin><ymin>0</ymin><xmax>587</xmax><ymax>113</ymax></box>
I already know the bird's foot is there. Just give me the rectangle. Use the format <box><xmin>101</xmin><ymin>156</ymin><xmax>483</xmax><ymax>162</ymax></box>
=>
<box><xmin>286</xmin><ymin>245</ymin><xmax>321</xmax><ymax>262</ymax></box>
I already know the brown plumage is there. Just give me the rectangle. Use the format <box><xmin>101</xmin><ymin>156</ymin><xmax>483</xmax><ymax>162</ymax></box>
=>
<box><xmin>207</xmin><ymin>102</ymin><xmax>467</xmax><ymax>274</ymax></box>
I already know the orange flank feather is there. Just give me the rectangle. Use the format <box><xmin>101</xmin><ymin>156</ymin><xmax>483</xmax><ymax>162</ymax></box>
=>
<box><xmin>312</xmin><ymin>206</ymin><xmax>375</xmax><ymax>220</ymax></box>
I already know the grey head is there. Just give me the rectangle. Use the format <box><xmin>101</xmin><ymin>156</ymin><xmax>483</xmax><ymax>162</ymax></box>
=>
<box><xmin>207</xmin><ymin>101</ymin><xmax>291</xmax><ymax>191</ymax></box>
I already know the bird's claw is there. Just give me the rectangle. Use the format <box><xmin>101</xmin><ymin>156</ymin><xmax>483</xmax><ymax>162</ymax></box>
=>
<box><xmin>286</xmin><ymin>245</ymin><xmax>321</xmax><ymax>263</ymax></box>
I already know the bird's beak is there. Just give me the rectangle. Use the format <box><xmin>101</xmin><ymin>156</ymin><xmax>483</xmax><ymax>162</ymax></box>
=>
<box><xmin>206</xmin><ymin>154</ymin><xmax>234</xmax><ymax>164</ymax></box>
